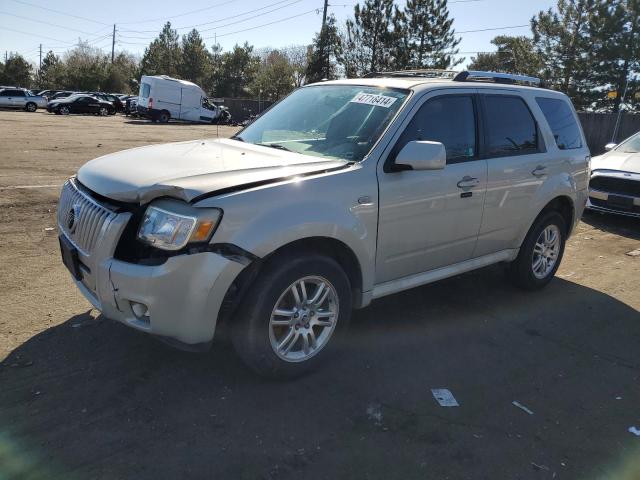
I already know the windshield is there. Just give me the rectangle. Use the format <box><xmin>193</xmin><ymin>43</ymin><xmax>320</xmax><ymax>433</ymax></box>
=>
<box><xmin>616</xmin><ymin>132</ymin><xmax>640</xmax><ymax>153</ymax></box>
<box><xmin>235</xmin><ymin>85</ymin><xmax>409</xmax><ymax>162</ymax></box>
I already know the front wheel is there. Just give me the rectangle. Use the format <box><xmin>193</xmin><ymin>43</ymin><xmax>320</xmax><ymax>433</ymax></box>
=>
<box><xmin>25</xmin><ymin>102</ymin><xmax>37</xmax><ymax>112</ymax></box>
<box><xmin>59</xmin><ymin>106</ymin><xmax>70</xmax><ymax>115</ymax></box>
<box><xmin>508</xmin><ymin>210</ymin><xmax>567</xmax><ymax>290</ymax></box>
<box><xmin>232</xmin><ymin>253</ymin><xmax>352</xmax><ymax>379</ymax></box>
<box><xmin>98</xmin><ymin>107</ymin><xmax>109</xmax><ymax>116</ymax></box>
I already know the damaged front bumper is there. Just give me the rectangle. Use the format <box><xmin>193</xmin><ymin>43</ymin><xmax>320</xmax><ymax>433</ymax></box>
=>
<box><xmin>58</xmin><ymin>180</ymin><xmax>245</xmax><ymax>347</ymax></box>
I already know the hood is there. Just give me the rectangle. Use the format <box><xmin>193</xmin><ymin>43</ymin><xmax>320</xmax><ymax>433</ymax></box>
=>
<box><xmin>591</xmin><ymin>150</ymin><xmax>640</xmax><ymax>175</ymax></box>
<box><xmin>77</xmin><ymin>138</ymin><xmax>349</xmax><ymax>204</ymax></box>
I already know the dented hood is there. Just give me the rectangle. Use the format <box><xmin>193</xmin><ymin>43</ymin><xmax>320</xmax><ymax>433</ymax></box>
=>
<box><xmin>77</xmin><ymin>138</ymin><xmax>348</xmax><ymax>204</ymax></box>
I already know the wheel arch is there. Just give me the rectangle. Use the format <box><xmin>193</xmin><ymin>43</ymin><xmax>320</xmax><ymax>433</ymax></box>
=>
<box><xmin>518</xmin><ymin>195</ymin><xmax>576</xmax><ymax>248</ymax></box>
<box><xmin>217</xmin><ymin>236</ymin><xmax>365</xmax><ymax>327</ymax></box>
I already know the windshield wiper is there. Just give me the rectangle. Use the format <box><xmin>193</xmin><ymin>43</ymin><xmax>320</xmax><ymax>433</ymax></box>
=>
<box><xmin>259</xmin><ymin>143</ymin><xmax>293</xmax><ymax>152</ymax></box>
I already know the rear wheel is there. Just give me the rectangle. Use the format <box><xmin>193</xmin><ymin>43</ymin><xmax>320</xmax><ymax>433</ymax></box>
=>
<box><xmin>232</xmin><ymin>253</ymin><xmax>352</xmax><ymax>379</ymax></box>
<box><xmin>59</xmin><ymin>106</ymin><xmax>70</xmax><ymax>115</ymax></box>
<box><xmin>25</xmin><ymin>102</ymin><xmax>37</xmax><ymax>112</ymax></box>
<box><xmin>98</xmin><ymin>106</ymin><xmax>109</xmax><ymax>116</ymax></box>
<box><xmin>508</xmin><ymin>211</ymin><xmax>567</xmax><ymax>290</ymax></box>
<box><xmin>158</xmin><ymin>111</ymin><xmax>170</xmax><ymax>123</ymax></box>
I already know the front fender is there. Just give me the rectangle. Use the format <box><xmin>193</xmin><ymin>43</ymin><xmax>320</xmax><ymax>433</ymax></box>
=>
<box><xmin>196</xmin><ymin>165</ymin><xmax>378</xmax><ymax>293</ymax></box>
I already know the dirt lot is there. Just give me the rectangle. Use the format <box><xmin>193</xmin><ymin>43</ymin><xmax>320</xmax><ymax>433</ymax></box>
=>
<box><xmin>1</xmin><ymin>110</ymin><xmax>639</xmax><ymax>479</ymax></box>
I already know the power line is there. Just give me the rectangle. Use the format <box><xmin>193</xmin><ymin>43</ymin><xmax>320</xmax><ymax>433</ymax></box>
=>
<box><xmin>457</xmin><ymin>24</ymin><xmax>529</xmax><ymax>34</ymax></box>
<box><xmin>119</xmin><ymin>0</ymin><xmax>305</xmax><ymax>36</ymax></box>
<box><xmin>0</xmin><ymin>11</ymin><xmax>104</xmax><ymax>36</ymax></box>
<box><xmin>7</xmin><ymin>0</ymin><xmax>109</xmax><ymax>25</ymax></box>
<box><xmin>203</xmin><ymin>8</ymin><xmax>321</xmax><ymax>40</ymax></box>
<box><xmin>118</xmin><ymin>0</ymin><xmax>236</xmax><ymax>25</ymax></box>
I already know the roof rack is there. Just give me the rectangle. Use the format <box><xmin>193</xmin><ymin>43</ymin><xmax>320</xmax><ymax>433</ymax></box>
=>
<box><xmin>363</xmin><ymin>69</ymin><xmax>542</xmax><ymax>87</ymax></box>
<box><xmin>364</xmin><ymin>69</ymin><xmax>458</xmax><ymax>79</ymax></box>
<box><xmin>453</xmin><ymin>70</ymin><xmax>541</xmax><ymax>87</ymax></box>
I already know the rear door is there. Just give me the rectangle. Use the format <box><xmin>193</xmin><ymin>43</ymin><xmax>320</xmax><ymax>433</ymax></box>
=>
<box><xmin>10</xmin><ymin>90</ymin><xmax>26</xmax><ymax>107</ymax></box>
<box><xmin>376</xmin><ymin>89</ymin><xmax>488</xmax><ymax>283</ymax></box>
<box><xmin>474</xmin><ymin>91</ymin><xmax>550</xmax><ymax>256</ymax></box>
<box><xmin>0</xmin><ymin>90</ymin><xmax>12</xmax><ymax>107</ymax></box>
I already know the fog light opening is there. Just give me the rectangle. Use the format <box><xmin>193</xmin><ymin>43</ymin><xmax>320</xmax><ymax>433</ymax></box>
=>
<box><xmin>130</xmin><ymin>302</ymin><xmax>150</xmax><ymax>319</ymax></box>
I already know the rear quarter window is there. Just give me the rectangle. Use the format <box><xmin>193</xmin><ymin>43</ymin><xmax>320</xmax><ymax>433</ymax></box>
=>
<box><xmin>535</xmin><ymin>97</ymin><xmax>582</xmax><ymax>150</ymax></box>
<box><xmin>140</xmin><ymin>83</ymin><xmax>151</xmax><ymax>98</ymax></box>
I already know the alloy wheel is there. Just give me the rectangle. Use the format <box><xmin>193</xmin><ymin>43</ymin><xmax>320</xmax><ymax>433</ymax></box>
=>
<box><xmin>269</xmin><ymin>276</ymin><xmax>339</xmax><ymax>363</ymax></box>
<box><xmin>532</xmin><ymin>224</ymin><xmax>561</xmax><ymax>279</ymax></box>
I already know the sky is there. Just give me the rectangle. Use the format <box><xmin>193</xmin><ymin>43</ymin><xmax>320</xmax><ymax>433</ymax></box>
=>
<box><xmin>1</xmin><ymin>0</ymin><xmax>557</xmax><ymax>68</ymax></box>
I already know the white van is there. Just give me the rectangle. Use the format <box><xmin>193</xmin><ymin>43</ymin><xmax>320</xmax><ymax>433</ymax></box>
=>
<box><xmin>137</xmin><ymin>75</ymin><xmax>229</xmax><ymax>124</ymax></box>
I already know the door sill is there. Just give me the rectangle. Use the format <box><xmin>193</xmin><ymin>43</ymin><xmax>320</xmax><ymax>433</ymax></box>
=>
<box><xmin>371</xmin><ymin>249</ymin><xmax>518</xmax><ymax>300</ymax></box>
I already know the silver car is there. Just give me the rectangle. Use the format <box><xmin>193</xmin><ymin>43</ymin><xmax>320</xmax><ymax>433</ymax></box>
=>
<box><xmin>587</xmin><ymin>131</ymin><xmax>640</xmax><ymax>217</ymax></box>
<box><xmin>0</xmin><ymin>88</ymin><xmax>47</xmax><ymax>112</ymax></box>
<box><xmin>57</xmin><ymin>70</ymin><xmax>590</xmax><ymax>377</ymax></box>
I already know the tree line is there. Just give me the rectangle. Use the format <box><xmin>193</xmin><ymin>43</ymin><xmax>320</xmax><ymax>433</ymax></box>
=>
<box><xmin>0</xmin><ymin>0</ymin><xmax>637</xmax><ymax>112</ymax></box>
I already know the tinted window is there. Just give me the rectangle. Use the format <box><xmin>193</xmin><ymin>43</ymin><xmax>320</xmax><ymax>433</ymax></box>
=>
<box><xmin>484</xmin><ymin>96</ymin><xmax>538</xmax><ymax>157</ymax></box>
<box><xmin>0</xmin><ymin>90</ymin><xmax>10</xmax><ymax>96</ymax></box>
<box><xmin>535</xmin><ymin>97</ymin><xmax>582</xmax><ymax>150</ymax></box>
<box><xmin>396</xmin><ymin>95</ymin><xmax>476</xmax><ymax>163</ymax></box>
<box><xmin>13</xmin><ymin>90</ymin><xmax>25</xmax><ymax>97</ymax></box>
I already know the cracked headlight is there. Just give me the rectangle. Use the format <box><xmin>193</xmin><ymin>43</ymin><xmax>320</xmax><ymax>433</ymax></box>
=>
<box><xmin>137</xmin><ymin>205</ymin><xmax>222</xmax><ymax>251</ymax></box>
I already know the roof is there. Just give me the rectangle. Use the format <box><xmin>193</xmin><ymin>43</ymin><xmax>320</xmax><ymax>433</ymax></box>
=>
<box><xmin>142</xmin><ymin>75</ymin><xmax>201</xmax><ymax>88</ymax></box>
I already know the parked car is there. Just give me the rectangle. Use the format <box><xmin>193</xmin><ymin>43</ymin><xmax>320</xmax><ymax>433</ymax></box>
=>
<box><xmin>57</xmin><ymin>70</ymin><xmax>589</xmax><ymax>378</ymax></box>
<box><xmin>124</xmin><ymin>96</ymin><xmax>139</xmax><ymax>116</ymax></box>
<box><xmin>137</xmin><ymin>75</ymin><xmax>230</xmax><ymax>123</ymax></box>
<box><xmin>47</xmin><ymin>95</ymin><xmax>115</xmax><ymax>116</ymax></box>
<box><xmin>87</xmin><ymin>92</ymin><xmax>124</xmax><ymax>113</ymax></box>
<box><xmin>49</xmin><ymin>91</ymin><xmax>77</xmax><ymax>101</ymax></box>
<box><xmin>36</xmin><ymin>89</ymin><xmax>64</xmax><ymax>100</ymax></box>
<box><xmin>0</xmin><ymin>88</ymin><xmax>47</xmax><ymax>111</ymax></box>
<box><xmin>587</xmin><ymin>131</ymin><xmax>640</xmax><ymax>217</ymax></box>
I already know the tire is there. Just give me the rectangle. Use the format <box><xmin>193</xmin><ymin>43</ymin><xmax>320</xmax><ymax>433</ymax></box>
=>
<box><xmin>59</xmin><ymin>106</ymin><xmax>70</xmax><ymax>115</ymax></box>
<box><xmin>508</xmin><ymin>210</ymin><xmax>567</xmax><ymax>290</ymax></box>
<box><xmin>158</xmin><ymin>111</ymin><xmax>170</xmax><ymax>123</ymax></box>
<box><xmin>98</xmin><ymin>107</ymin><xmax>109</xmax><ymax>116</ymax></box>
<box><xmin>25</xmin><ymin>102</ymin><xmax>37</xmax><ymax>112</ymax></box>
<box><xmin>232</xmin><ymin>253</ymin><xmax>352</xmax><ymax>379</ymax></box>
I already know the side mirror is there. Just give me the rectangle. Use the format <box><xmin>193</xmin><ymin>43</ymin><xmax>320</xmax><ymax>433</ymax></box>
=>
<box><xmin>394</xmin><ymin>140</ymin><xmax>446</xmax><ymax>171</ymax></box>
<box><xmin>604</xmin><ymin>143</ymin><xmax>617</xmax><ymax>151</ymax></box>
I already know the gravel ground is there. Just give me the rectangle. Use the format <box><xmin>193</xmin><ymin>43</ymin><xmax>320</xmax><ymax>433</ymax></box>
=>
<box><xmin>1</xmin><ymin>110</ymin><xmax>639</xmax><ymax>480</ymax></box>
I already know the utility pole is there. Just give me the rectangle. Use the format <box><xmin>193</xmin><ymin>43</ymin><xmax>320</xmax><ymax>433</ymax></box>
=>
<box><xmin>39</xmin><ymin>44</ymin><xmax>42</xmax><ymax>70</ymax></box>
<box><xmin>111</xmin><ymin>24</ymin><xmax>116</xmax><ymax>63</ymax></box>
<box><xmin>321</xmin><ymin>0</ymin><xmax>329</xmax><ymax>79</ymax></box>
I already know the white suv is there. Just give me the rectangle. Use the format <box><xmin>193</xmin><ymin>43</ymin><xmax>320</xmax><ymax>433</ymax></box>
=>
<box><xmin>57</xmin><ymin>70</ymin><xmax>590</xmax><ymax>377</ymax></box>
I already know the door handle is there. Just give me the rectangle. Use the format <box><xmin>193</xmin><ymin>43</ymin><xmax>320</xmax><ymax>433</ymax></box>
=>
<box><xmin>532</xmin><ymin>165</ymin><xmax>547</xmax><ymax>177</ymax></box>
<box><xmin>457</xmin><ymin>176</ymin><xmax>480</xmax><ymax>189</ymax></box>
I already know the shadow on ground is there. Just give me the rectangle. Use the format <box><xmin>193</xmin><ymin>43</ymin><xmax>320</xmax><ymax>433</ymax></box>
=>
<box><xmin>2</xmin><ymin>267</ymin><xmax>640</xmax><ymax>479</ymax></box>
<box><xmin>582</xmin><ymin>210</ymin><xmax>640</xmax><ymax>241</ymax></box>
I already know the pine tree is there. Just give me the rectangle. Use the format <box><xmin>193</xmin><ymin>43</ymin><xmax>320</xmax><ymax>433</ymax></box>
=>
<box><xmin>215</xmin><ymin>43</ymin><xmax>260</xmax><ymax>98</ymax></box>
<box><xmin>178</xmin><ymin>29</ymin><xmax>212</xmax><ymax>87</ymax></box>
<box><xmin>588</xmin><ymin>0</ymin><xmax>640</xmax><ymax>112</ymax></box>
<box><xmin>1</xmin><ymin>54</ymin><xmax>33</xmax><ymax>87</ymax></box>
<box><xmin>339</xmin><ymin>19</ymin><xmax>370</xmax><ymax>78</ymax></box>
<box><xmin>38</xmin><ymin>51</ymin><xmax>65</xmax><ymax>89</ymax></box>
<box><xmin>469</xmin><ymin>36</ymin><xmax>543</xmax><ymax>77</ymax></box>
<box><xmin>306</xmin><ymin>14</ymin><xmax>342</xmax><ymax>83</ymax></box>
<box><xmin>140</xmin><ymin>22</ymin><xmax>182</xmax><ymax>77</ymax></box>
<box><xmin>353</xmin><ymin>0</ymin><xmax>395</xmax><ymax>73</ymax></box>
<box><xmin>531</xmin><ymin>0</ymin><xmax>597</xmax><ymax>110</ymax></box>
<box><xmin>402</xmin><ymin>0</ymin><xmax>462</xmax><ymax>69</ymax></box>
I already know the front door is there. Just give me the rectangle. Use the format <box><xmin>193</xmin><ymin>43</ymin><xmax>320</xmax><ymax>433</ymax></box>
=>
<box><xmin>376</xmin><ymin>90</ymin><xmax>488</xmax><ymax>284</ymax></box>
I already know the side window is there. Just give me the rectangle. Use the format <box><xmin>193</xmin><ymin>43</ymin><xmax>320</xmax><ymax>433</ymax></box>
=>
<box><xmin>14</xmin><ymin>90</ymin><xmax>26</xmax><ymax>97</ymax></box>
<box><xmin>0</xmin><ymin>91</ymin><xmax>10</xmax><ymax>96</ymax></box>
<box><xmin>395</xmin><ymin>95</ymin><xmax>477</xmax><ymax>163</ymax></box>
<box><xmin>484</xmin><ymin>95</ymin><xmax>539</xmax><ymax>157</ymax></box>
<box><xmin>535</xmin><ymin>97</ymin><xmax>582</xmax><ymax>150</ymax></box>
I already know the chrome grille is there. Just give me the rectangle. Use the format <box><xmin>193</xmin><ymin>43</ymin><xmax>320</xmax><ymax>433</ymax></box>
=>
<box><xmin>57</xmin><ymin>179</ymin><xmax>116</xmax><ymax>254</ymax></box>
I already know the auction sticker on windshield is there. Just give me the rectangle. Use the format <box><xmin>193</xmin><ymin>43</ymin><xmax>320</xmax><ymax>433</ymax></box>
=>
<box><xmin>350</xmin><ymin>92</ymin><xmax>398</xmax><ymax>108</ymax></box>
